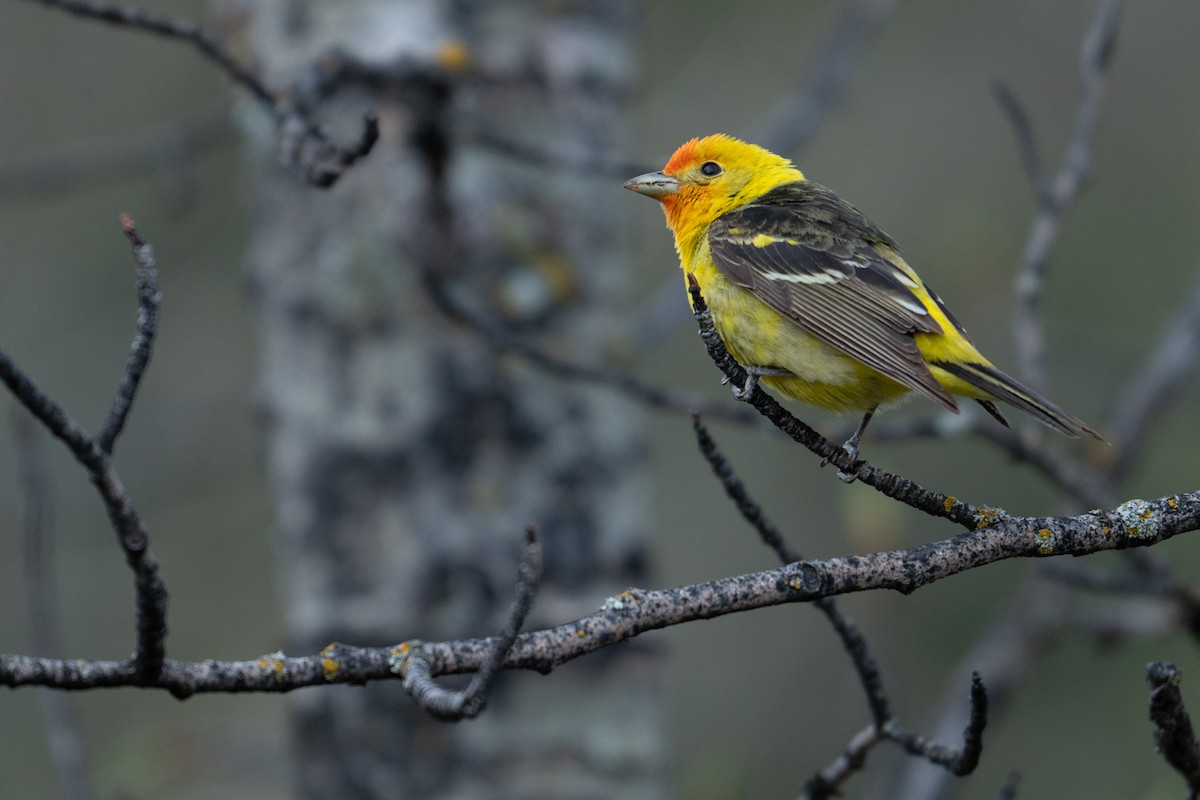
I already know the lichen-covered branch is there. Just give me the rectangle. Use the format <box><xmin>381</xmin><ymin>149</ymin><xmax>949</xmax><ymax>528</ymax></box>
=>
<box><xmin>3</xmin><ymin>490</ymin><xmax>1197</xmax><ymax>696</ymax></box>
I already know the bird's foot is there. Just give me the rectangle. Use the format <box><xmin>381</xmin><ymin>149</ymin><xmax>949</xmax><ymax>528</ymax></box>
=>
<box><xmin>820</xmin><ymin>438</ymin><xmax>862</xmax><ymax>484</ymax></box>
<box><xmin>819</xmin><ymin>410</ymin><xmax>874</xmax><ymax>484</ymax></box>
<box><xmin>724</xmin><ymin>365</ymin><xmax>792</xmax><ymax>401</ymax></box>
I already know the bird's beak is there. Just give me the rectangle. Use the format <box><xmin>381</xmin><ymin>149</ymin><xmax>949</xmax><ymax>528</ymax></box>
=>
<box><xmin>623</xmin><ymin>171</ymin><xmax>680</xmax><ymax>199</ymax></box>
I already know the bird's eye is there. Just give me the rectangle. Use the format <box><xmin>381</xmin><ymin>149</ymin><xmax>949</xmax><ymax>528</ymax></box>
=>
<box><xmin>699</xmin><ymin>161</ymin><xmax>723</xmax><ymax>177</ymax></box>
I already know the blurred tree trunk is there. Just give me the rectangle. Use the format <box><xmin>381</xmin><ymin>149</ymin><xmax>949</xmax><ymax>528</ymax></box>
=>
<box><xmin>226</xmin><ymin>1</ymin><xmax>661</xmax><ymax>798</ymax></box>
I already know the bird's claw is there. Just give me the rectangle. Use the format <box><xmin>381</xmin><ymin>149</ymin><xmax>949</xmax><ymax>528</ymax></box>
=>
<box><xmin>821</xmin><ymin>441</ymin><xmax>861</xmax><ymax>484</ymax></box>
<box><xmin>731</xmin><ymin>374</ymin><xmax>758</xmax><ymax>401</ymax></box>
<box><xmin>727</xmin><ymin>366</ymin><xmax>790</xmax><ymax>402</ymax></box>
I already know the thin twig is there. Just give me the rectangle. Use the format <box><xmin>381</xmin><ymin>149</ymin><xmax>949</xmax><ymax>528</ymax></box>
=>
<box><xmin>28</xmin><ymin>0</ymin><xmax>274</xmax><ymax>106</ymax></box>
<box><xmin>797</xmin><ymin>725</ymin><xmax>881</xmax><ymax>800</ymax></box>
<box><xmin>860</xmin><ymin>414</ymin><xmax>1107</xmax><ymax>509</ymax></box>
<box><xmin>401</xmin><ymin>527</ymin><xmax>543</xmax><ymax>720</ymax></box>
<box><xmin>471</xmin><ymin>130</ymin><xmax>652</xmax><ymax>179</ymax></box>
<box><xmin>1106</xmin><ymin>275</ymin><xmax>1200</xmax><ymax>487</ymax></box>
<box><xmin>0</xmin><ymin>105</ymin><xmax>230</xmax><ymax>202</ymax></box>
<box><xmin>418</xmin><ymin>246</ymin><xmax>764</xmax><ymax>427</ymax></box>
<box><xmin>992</xmin><ymin>81</ymin><xmax>1050</xmax><ymax>204</ymax></box>
<box><xmin>0</xmin><ymin>221</ymin><xmax>169</xmax><ymax>678</ymax></box>
<box><xmin>97</xmin><ymin>215</ymin><xmax>161</xmax><ymax>454</ymax></box>
<box><xmin>756</xmin><ymin>0</ymin><xmax>896</xmax><ymax>156</ymax></box>
<box><xmin>1147</xmin><ymin>662</ymin><xmax>1200</xmax><ymax>797</ymax></box>
<box><xmin>887</xmin><ymin>673</ymin><xmax>987</xmax><ymax>776</ymax></box>
<box><xmin>691</xmin><ymin>414</ymin><xmax>801</xmax><ymax>565</ymax></box>
<box><xmin>892</xmin><ymin>577</ymin><xmax>1065</xmax><ymax>800</ymax></box>
<box><xmin>691</xmin><ymin>415</ymin><xmax>890</xmax><ymax>728</ymax></box>
<box><xmin>1008</xmin><ymin>0</ymin><xmax>1124</xmax><ymax>393</ymax></box>
<box><xmin>24</xmin><ymin>0</ymin><xmax>378</xmax><ymax>187</ymax></box>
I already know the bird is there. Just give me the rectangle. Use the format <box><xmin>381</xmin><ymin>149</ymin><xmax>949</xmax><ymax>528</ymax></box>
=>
<box><xmin>624</xmin><ymin>134</ymin><xmax>1100</xmax><ymax>473</ymax></box>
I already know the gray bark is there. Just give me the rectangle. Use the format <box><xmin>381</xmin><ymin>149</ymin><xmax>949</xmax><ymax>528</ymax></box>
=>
<box><xmin>230</xmin><ymin>1</ymin><xmax>662</xmax><ymax>797</ymax></box>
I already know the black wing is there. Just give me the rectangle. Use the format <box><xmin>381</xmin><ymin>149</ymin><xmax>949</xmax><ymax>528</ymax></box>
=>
<box><xmin>707</xmin><ymin>181</ymin><xmax>957</xmax><ymax>410</ymax></box>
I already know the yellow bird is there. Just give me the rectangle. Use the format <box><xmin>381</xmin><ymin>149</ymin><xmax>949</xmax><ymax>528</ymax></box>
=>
<box><xmin>625</xmin><ymin>134</ymin><xmax>1100</xmax><ymax>465</ymax></box>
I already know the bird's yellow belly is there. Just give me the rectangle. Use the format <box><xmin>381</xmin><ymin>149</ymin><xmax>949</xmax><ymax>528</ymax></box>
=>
<box><xmin>698</xmin><ymin>275</ymin><xmax>911</xmax><ymax>413</ymax></box>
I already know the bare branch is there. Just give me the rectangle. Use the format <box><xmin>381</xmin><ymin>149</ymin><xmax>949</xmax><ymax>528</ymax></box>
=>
<box><xmin>859</xmin><ymin>414</ymin><xmax>1107</xmax><ymax>509</ymax></box>
<box><xmin>0</xmin><ymin>105</ymin><xmax>229</xmax><ymax>202</ymax></box>
<box><xmin>888</xmin><ymin>673</ymin><xmax>987</xmax><ymax>775</ymax></box>
<box><xmin>97</xmin><ymin>215</ymin><xmax>161</xmax><ymax>454</ymax></box>
<box><xmin>418</xmin><ymin>241</ymin><xmax>764</xmax><ymax>427</ymax></box>
<box><xmin>0</xmin><ymin>223</ymin><xmax>169</xmax><ymax>678</ymax></box>
<box><xmin>1147</xmin><ymin>662</ymin><xmax>1200</xmax><ymax>796</ymax></box>
<box><xmin>27</xmin><ymin>0</ymin><xmax>275</xmax><ymax>106</ymax></box>
<box><xmin>24</xmin><ymin>0</ymin><xmax>377</xmax><ymax>187</ymax></box>
<box><xmin>401</xmin><ymin>527</ymin><xmax>543</xmax><ymax>720</ymax></box>
<box><xmin>756</xmin><ymin>0</ymin><xmax>896</xmax><ymax>156</ymax></box>
<box><xmin>471</xmin><ymin>130</ymin><xmax>653</xmax><ymax>179</ymax></box>
<box><xmin>691</xmin><ymin>416</ymin><xmax>892</xmax><ymax>726</ymax></box>
<box><xmin>1008</xmin><ymin>0</ymin><xmax>1124</xmax><ymax>392</ymax></box>
<box><xmin>1106</xmin><ymin>275</ymin><xmax>1200</xmax><ymax>486</ymax></box>
<box><xmin>992</xmin><ymin>81</ymin><xmax>1050</xmax><ymax>204</ymax></box>
<box><xmin>797</xmin><ymin>725</ymin><xmax>881</xmax><ymax>800</ymax></box>
<box><xmin>691</xmin><ymin>414</ymin><xmax>801</xmax><ymax>565</ymax></box>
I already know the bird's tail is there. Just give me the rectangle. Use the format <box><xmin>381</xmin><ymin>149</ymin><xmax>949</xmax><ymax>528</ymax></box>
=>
<box><xmin>930</xmin><ymin>360</ymin><xmax>1103</xmax><ymax>440</ymax></box>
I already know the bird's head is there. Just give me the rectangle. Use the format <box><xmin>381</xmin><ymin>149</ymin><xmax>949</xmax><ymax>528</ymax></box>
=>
<box><xmin>624</xmin><ymin>134</ymin><xmax>805</xmax><ymax>236</ymax></box>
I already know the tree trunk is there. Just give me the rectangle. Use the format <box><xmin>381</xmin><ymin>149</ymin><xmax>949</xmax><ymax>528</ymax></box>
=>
<box><xmin>229</xmin><ymin>1</ymin><xmax>660</xmax><ymax>797</ymax></box>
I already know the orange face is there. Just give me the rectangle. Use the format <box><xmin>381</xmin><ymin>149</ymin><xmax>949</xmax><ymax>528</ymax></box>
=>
<box><xmin>624</xmin><ymin>135</ymin><xmax>803</xmax><ymax>233</ymax></box>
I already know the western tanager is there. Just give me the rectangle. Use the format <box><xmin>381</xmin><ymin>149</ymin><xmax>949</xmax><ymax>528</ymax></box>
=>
<box><xmin>625</xmin><ymin>134</ymin><xmax>1100</xmax><ymax>464</ymax></box>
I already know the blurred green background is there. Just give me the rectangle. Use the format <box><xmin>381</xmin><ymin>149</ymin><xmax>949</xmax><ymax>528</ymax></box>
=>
<box><xmin>1</xmin><ymin>0</ymin><xmax>1199</xmax><ymax>797</ymax></box>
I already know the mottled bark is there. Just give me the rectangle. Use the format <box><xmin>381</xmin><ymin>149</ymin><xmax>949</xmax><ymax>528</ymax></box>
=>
<box><xmin>232</xmin><ymin>1</ymin><xmax>659</xmax><ymax>797</ymax></box>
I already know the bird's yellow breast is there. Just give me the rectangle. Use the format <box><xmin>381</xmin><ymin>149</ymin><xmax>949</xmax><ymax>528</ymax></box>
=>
<box><xmin>685</xmin><ymin>250</ymin><xmax>912</xmax><ymax>413</ymax></box>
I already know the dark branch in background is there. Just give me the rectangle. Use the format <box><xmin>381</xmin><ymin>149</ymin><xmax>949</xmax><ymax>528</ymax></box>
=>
<box><xmin>0</xmin><ymin>216</ymin><xmax>168</xmax><ymax>678</ymax></box>
<box><xmin>857</xmin><ymin>414</ymin><xmax>1106</xmax><ymax>509</ymax></box>
<box><xmin>755</xmin><ymin>0</ymin><xmax>895</xmax><ymax>156</ymax></box>
<box><xmin>692</xmin><ymin>418</ymin><xmax>986</xmax><ymax>797</ymax></box>
<box><xmin>427</xmin><ymin>267</ymin><xmax>761</xmax><ymax>426</ymax></box>
<box><xmin>992</xmin><ymin>83</ymin><xmax>1050</xmax><ymax>203</ymax></box>
<box><xmin>1147</xmin><ymin>662</ymin><xmax>1200</xmax><ymax>797</ymax></box>
<box><xmin>800</xmin><ymin>725</ymin><xmax>882</xmax><ymax>799</ymax></box>
<box><xmin>0</xmin><ymin>104</ymin><xmax>229</xmax><ymax>205</ymax></box>
<box><xmin>1106</xmin><ymin>275</ymin><xmax>1200</xmax><ymax>488</ymax></box>
<box><xmin>13</xmin><ymin>415</ymin><xmax>95</xmax><ymax>800</ymax></box>
<box><xmin>477</xmin><ymin>0</ymin><xmax>894</xmax><ymax>183</ymax></box>
<box><xmin>998</xmin><ymin>772</ymin><xmax>1022</xmax><ymax>800</ymax></box>
<box><xmin>471</xmin><ymin>130</ymin><xmax>653</xmax><ymax>179</ymax></box>
<box><xmin>686</xmin><ymin>275</ymin><xmax>987</xmax><ymax>529</ymax></box>
<box><xmin>422</xmin><ymin>124</ymin><xmax>785</xmax><ymax>431</ymax></box>
<box><xmin>894</xmin><ymin>577</ymin><xmax>1064</xmax><ymax>800</ymax></box>
<box><xmin>692</xmin><ymin>416</ymin><xmax>887</xmax><ymax>728</ymax></box>
<box><xmin>1005</xmin><ymin>0</ymin><xmax>1123</xmax><ymax>393</ymax></box>
<box><xmin>401</xmin><ymin>527</ymin><xmax>543</xmax><ymax>720</ymax></box>
<box><xmin>25</xmin><ymin>0</ymin><xmax>377</xmax><ymax>187</ymax></box>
